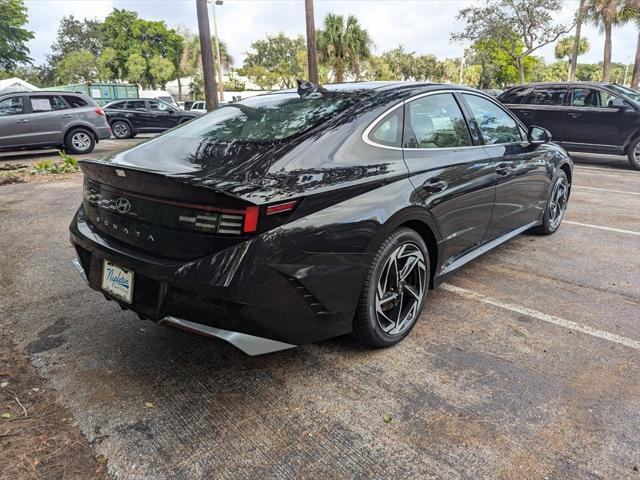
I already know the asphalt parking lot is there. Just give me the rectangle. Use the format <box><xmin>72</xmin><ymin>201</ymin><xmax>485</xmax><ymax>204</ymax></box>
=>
<box><xmin>0</xmin><ymin>154</ymin><xmax>639</xmax><ymax>479</ymax></box>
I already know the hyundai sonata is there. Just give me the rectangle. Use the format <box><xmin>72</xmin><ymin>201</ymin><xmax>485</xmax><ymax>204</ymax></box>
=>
<box><xmin>70</xmin><ymin>81</ymin><xmax>572</xmax><ymax>355</ymax></box>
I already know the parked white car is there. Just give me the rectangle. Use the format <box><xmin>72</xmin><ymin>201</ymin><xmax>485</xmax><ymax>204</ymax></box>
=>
<box><xmin>189</xmin><ymin>101</ymin><xmax>207</xmax><ymax>114</ymax></box>
<box><xmin>139</xmin><ymin>89</ymin><xmax>179</xmax><ymax>108</ymax></box>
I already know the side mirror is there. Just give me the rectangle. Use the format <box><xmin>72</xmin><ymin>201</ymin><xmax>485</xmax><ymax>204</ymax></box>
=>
<box><xmin>528</xmin><ymin>125</ymin><xmax>552</xmax><ymax>144</ymax></box>
<box><xmin>608</xmin><ymin>98</ymin><xmax>627</xmax><ymax>110</ymax></box>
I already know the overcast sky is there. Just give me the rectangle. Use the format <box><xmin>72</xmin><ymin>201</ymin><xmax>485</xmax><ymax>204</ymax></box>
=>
<box><xmin>23</xmin><ymin>0</ymin><xmax>637</xmax><ymax>69</ymax></box>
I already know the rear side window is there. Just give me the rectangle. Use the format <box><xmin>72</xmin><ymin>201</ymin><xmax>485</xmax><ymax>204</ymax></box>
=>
<box><xmin>149</xmin><ymin>100</ymin><xmax>171</xmax><ymax>111</ymax></box>
<box><xmin>165</xmin><ymin>92</ymin><xmax>362</xmax><ymax>142</ymax></box>
<box><xmin>63</xmin><ymin>95</ymin><xmax>88</xmax><ymax>108</ymax></box>
<box><xmin>499</xmin><ymin>88</ymin><xmax>531</xmax><ymax>104</ymax></box>
<box><xmin>30</xmin><ymin>95</ymin><xmax>68</xmax><ymax>112</ymax></box>
<box><xmin>403</xmin><ymin>93</ymin><xmax>472</xmax><ymax>149</ymax></box>
<box><xmin>462</xmin><ymin>94</ymin><xmax>522</xmax><ymax>145</ymax></box>
<box><xmin>108</xmin><ymin>101</ymin><xmax>125</xmax><ymax>109</ymax></box>
<box><xmin>0</xmin><ymin>96</ymin><xmax>24</xmax><ymax>116</ymax></box>
<box><xmin>368</xmin><ymin>109</ymin><xmax>402</xmax><ymax>147</ymax></box>
<box><xmin>125</xmin><ymin>100</ymin><xmax>146</xmax><ymax>110</ymax></box>
<box><xmin>527</xmin><ymin>88</ymin><xmax>567</xmax><ymax>106</ymax></box>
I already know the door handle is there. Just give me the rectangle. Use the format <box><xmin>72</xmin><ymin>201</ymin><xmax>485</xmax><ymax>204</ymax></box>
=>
<box><xmin>568</xmin><ymin>112</ymin><xmax>582</xmax><ymax>119</ymax></box>
<box><xmin>520</xmin><ymin>111</ymin><xmax>530</xmax><ymax>117</ymax></box>
<box><xmin>422</xmin><ymin>178</ymin><xmax>448</xmax><ymax>193</ymax></box>
<box><xmin>61</xmin><ymin>114</ymin><xmax>73</xmax><ymax>118</ymax></box>
<box><xmin>496</xmin><ymin>163</ymin><xmax>513</xmax><ymax>175</ymax></box>
<box><xmin>16</xmin><ymin>119</ymin><xmax>29</xmax><ymax>124</ymax></box>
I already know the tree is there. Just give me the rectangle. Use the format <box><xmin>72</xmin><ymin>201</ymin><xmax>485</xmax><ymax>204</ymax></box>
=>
<box><xmin>125</xmin><ymin>53</ymin><xmax>147</xmax><ymax>85</ymax></box>
<box><xmin>148</xmin><ymin>55</ymin><xmax>175</xmax><ymax>88</ymax></box>
<box><xmin>453</xmin><ymin>0</ymin><xmax>573</xmax><ymax>84</ymax></box>
<box><xmin>243</xmin><ymin>33</ymin><xmax>306</xmax><ymax>88</ymax></box>
<box><xmin>56</xmin><ymin>50</ymin><xmax>98</xmax><ymax>83</ymax></box>
<box><xmin>569</xmin><ymin>0</ymin><xmax>587</xmax><ymax>80</ymax></box>
<box><xmin>304</xmin><ymin>0</ymin><xmax>319</xmax><ymax>83</ymax></box>
<box><xmin>381</xmin><ymin>46</ymin><xmax>419</xmax><ymax>80</ymax></box>
<box><xmin>97</xmin><ymin>47</ymin><xmax>118</xmax><ymax>81</ymax></box>
<box><xmin>619</xmin><ymin>1</ymin><xmax>640</xmax><ymax>88</ymax></box>
<box><xmin>49</xmin><ymin>15</ymin><xmax>103</xmax><ymax>66</ymax></box>
<box><xmin>0</xmin><ymin>0</ymin><xmax>34</xmax><ymax>71</ymax></box>
<box><xmin>555</xmin><ymin>36</ymin><xmax>590</xmax><ymax>80</ymax></box>
<box><xmin>585</xmin><ymin>0</ymin><xmax>622</xmax><ymax>81</ymax></box>
<box><xmin>317</xmin><ymin>13</ymin><xmax>372</xmax><ymax>82</ymax></box>
<box><xmin>195</xmin><ymin>0</ymin><xmax>218</xmax><ymax>110</ymax></box>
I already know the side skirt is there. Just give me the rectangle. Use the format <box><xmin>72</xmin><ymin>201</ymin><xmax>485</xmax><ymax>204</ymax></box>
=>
<box><xmin>436</xmin><ymin>220</ymin><xmax>540</xmax><ymax>280</ymax></box>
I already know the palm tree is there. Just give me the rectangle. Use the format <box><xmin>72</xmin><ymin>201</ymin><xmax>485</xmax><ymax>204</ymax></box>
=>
<box><xmin>619</xmin><ymin>1</ymin><xmax>640</xmax><ymax>88</ymax></box>
<box><xmin>317</xmin><ymin>13</ymin><xmax>372</xmax><ymax>83</ymax></box>
<box><xmin>180</xmin><ymin>31</ymin><xmax>233</xmax><ymax>76</ymax></box>
<box><xmin>585</xmin><ymin>0</ymin><xmax>622</xmax><ymax>81</ymax></box>
<box><xmin>555</xmin><ymin>36</ymin><xmax>590</xmax><ymax>80</ymax></box>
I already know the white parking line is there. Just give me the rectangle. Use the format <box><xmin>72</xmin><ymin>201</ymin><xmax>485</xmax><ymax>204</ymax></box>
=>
<box><xmin>575</xmin><ymin>166</ymin><xmax>638</xmax><ymax>174</ymax></box>
<box><xmin>574</xmin><ymin>168</ymin><xmax>639</xmax><ymax>179</ymax></box>
<box><xmin>564</xmin><ymin>220</ymin><xmax>640</xmax><ymax>236</ymax></box>
<box><xmin>441</xmin><ymin>283</ymin><xmax>640</xmax><ymax>351</ymax></box>
<box><xmin>573</xmin><ymin>186</ymin><xmax>640</xmax><ymax>196</ymax></box>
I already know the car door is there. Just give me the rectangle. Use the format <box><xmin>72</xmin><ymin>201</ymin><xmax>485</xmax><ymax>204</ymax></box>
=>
<box><xmin>499</xmin><ymin>86</ymin><xmax>535</xmax><ymax>125</ymax></box>
<box><xmin>563</xmin><ymin>87</ymin><xmax>629</xmax><ymax>149</ymax></box>
<box><xmin>147</xmin><ymin>100</ymin><xmax>177</xmax><ymax>130</ymax></box>
<box><xmin>401</xmin><ymin>92</ymin><xmax>496</xmax><ymax>268</ymax></box>
<box><xmin>25</xmin><ymin>95</ymin><xmax>70</xmax><ymax>146</ymax></box>
<box><xmin>520</xmin><ymin>86</ymin><xmax>569</xmax><ymax>142</ymax></box>
<box><xmin>123</xmin><ymin>100</ymin><xmax>151</xmax><ymax>131</ymax></box>
<box><xmin>0</xmin><ymin>95</ymin><xmax>32</xmax><ymax>148</ymax></box>
<box><xmin>460</xmin><ymin>92</ymin><xmax>551</xmax><ymax>241</ymax></box>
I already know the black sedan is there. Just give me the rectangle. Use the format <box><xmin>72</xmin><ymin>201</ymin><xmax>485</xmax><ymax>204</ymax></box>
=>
<box><xmin>70</xmin><ymin>81</ymin><xmax>572</xmax><ymax>355</ymax></box>
<box><xmin>104</xmin><ymin>98</ymin><xmax>200</xmax><ymax>139</ymax></box>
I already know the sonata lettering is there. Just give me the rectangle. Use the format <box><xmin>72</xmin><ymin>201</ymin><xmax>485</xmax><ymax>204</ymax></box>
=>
<box><xmin>93</xmin><ymin>216</ymin><xmax>156</xmax><ymax>243</ymax></box>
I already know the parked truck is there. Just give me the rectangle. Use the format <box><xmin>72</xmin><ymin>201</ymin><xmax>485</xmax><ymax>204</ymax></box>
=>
<box><xmin>41</xmin><ymin>82</ymin><xmax>139</xmax><ymax>106</ymax></box>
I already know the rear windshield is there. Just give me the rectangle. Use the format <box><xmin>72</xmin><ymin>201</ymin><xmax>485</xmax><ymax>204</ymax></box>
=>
<box><xmin>164</xmin><ymin>92</ymin><xmax>362</xmax><ymax>143</ymax></box>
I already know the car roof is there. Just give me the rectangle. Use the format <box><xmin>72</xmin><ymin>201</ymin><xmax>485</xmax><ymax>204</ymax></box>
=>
<box><xmin>504</xmin><ymin>81</ymin><xmax>621</xmax><ymax>90</ymax></box>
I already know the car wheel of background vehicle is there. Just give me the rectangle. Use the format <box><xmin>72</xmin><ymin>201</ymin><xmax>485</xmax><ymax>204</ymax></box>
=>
<box><xmin>111</xmin><ymin>121</ymin><xmax>131</xmax><ymax>139</ymax></box>
<box><xmin>65</xmin><ymin>128</ymin><xmax>95</xmax><ymax>155</ymax></box>
<box><xmin>531</xmin><ymin>170</ymin><xmax>569</xmax><ymax>235</ymax></box>
<box><xmin>628</xmin><ymin>137</ymin><xmax>640</xmax><ymax>171</ymax></box>
<box><xmin>353</xmin><ymin>227</ymin><xmax>429</xmax><ymax>348</ymax></box>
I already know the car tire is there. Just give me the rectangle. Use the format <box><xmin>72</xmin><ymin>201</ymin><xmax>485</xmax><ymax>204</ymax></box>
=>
<box><xmin>531</xmin><ymin>170</ymin><xmax>569</xmax><ymax>235</ymax></box>
<box><xmin>353</xmin><ymin>227</ymin><xmax>430</xmax><ymax>348</ymax></box>
<box><xmin>628</xmin><ymin>137</ymin><xmax>640</xmax><ymax>171</ymax></box>
<box><xmin>65</xmin><ymin>128</ymin><xmax>95</xmax><ymax>155</ymax></box>
<box><xmin>111</xmin><ymin>121</ymin><xmax>132</xmax><ymax>139</ymax></box>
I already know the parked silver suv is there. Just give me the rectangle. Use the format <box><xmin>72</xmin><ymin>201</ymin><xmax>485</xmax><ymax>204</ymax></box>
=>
<box><xmin>0</xmin><ymin>92</ymin><xmax>111</xmax><ymax>154</ymax></box>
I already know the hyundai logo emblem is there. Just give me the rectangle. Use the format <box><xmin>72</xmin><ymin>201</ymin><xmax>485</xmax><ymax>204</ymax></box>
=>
<box><xmin>115</xmin><ymin>197</ymin><xmax>131</xmax><ymax>214</ymax></box>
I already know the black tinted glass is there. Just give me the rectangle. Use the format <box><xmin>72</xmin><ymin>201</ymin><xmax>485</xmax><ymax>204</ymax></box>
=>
<box><xmin>499</xmin><ymin>88</ymin><xmax>530</xmax><ymax>104</ymax></box>
<box><xmin>165</xmin><ymin>92</ymin><xmax>361</xmax><ymax>142</ymax></box>
<box><xmin>369</xmin><ymin>109</ymin><xmax>402</xmax><ymax>147</ymax></box>
<box><xmin>463</xmin><ymin>94</ymin><xmax>522</xmax><ymax>145</ymax></box>
<box><xmin>126</xmin><ymin>100</ymin><xmax>146</xmax><ymax>110</ymax></box>
<box><xmin>63</xmin><ymin>95</ymin><xmax>88</xmax><ymax>108</ymax></box>
<box><xmin>404</xmin><ymin>93</ymin><xmax>472</xmax><ymax>149</ymax></box>
<box><xmin>528</xmin><ymin>88</ymin><xmax>567</xmax><ymax>106</ymax></box>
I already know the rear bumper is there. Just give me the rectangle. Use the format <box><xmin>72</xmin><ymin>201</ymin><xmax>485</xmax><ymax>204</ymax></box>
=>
<box><xmin>69</xmin><ymin>206</ymin><xmax>369</xmax><ymax>346</ymax></box>
<box><xmin>95</xmin><ymin>125</ymin><xmax>111</xmax><ymax>141</ymax></box>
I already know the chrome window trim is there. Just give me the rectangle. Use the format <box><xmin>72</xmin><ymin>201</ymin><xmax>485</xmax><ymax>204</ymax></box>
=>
<box><xmin>362</xmin><ymin>89</ymin><xmax>529</xmax><ymax>152</ymax></box>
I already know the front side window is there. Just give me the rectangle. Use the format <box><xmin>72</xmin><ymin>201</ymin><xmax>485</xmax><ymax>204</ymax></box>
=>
<box><xmin>149</xmin><ymin>100</ymin><xmax>172</xmax><ymax>112</ymax></box>
<box><xmin>164</xmin><ymin>92</ymin><xmax>362</xmax><ymax>142</ymax></box>
<box><xmin>30</xmin><ymin>95</ymin><xmax>68</xmax><ymax>113</ymax></box>
<box><xmin>0</xmin><ymin>96</ymin><xmax>24</xmax><ymax>116</ymax></box>
<box><xmin>368</xmin><ymin>109</ymin><xmax>402</xmax><ymax>147</ymax></box>
<box><xmin>527</xmin><ymin>88</ymin><xmax>567</xmax><ymax>106</ymax></box>
<box><xmin>462</xmin><ymin>94</ymin><xmax>522</xmax><ymax>145</ymax></box>
<box><xmin>571</xmin><ymin>88</ymin><xmax>601</xmax><ymax>107</ymax></box>
<box><xmin>403</xmin><ymin>93</ymin><xmax>472</xmax><ymax>149</ymax></box>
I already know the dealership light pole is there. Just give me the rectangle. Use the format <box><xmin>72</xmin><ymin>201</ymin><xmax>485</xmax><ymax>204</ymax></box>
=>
<box><xmin>196</xmin><ymin>0</ymin><xmax>218</xmax><ymax>111</ymax></box>
<box><xmin>210</xmin><ymin>0</ymin><xmax>225</xmax><ymax>102</ymax></box>
<box><xmin>305</xmin><ymin>0</ymin><xmax>319</xmax><ymax>84</ymax></box>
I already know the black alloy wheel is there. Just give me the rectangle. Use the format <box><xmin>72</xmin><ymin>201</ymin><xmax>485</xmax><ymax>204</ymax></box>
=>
<box><xmin>353</xmin><ymin>227</ymin><xmax>429</xmax><ymax>347</ymax></box>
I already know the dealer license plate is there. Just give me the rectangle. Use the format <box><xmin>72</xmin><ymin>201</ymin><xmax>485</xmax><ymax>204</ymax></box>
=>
<box><xmin>101</xmin><ymin>260</ymin><xmax>134</xmax><ymax>304</ymax></box>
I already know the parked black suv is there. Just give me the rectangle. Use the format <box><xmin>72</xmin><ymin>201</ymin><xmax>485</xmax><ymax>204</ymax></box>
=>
<box><xmin>70</xmin><ymin>82</ymin><xmax>572</xmax><ymax>355</ymax></box>
<box><xmin>498</xmin><ymin>82</ymin><xmax>640</xmax><ymax>169</ymax></box>
<box><xmin>103</xmin><ymin>98</ymin><xmax>200</xmax><ymax>139</ymax></box>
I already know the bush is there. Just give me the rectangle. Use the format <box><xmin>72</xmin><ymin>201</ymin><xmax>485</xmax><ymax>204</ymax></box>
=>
<box><xmin>30</xmin><ymin>151</ymin><xmax>80</xmax><ymax>175</ymax></box>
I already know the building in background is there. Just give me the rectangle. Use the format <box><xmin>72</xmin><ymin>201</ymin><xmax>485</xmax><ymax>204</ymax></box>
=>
<box><xmin>0</xmin><ymin>77</ymin><xmax>40</xmax><ymax>94</ymax></box>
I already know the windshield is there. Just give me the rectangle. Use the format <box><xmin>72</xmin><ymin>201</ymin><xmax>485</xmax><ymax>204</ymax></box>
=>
<box><xmin>162</xmin><ymin>92</ymin><xmax>362</xmax><ymax>143</ymax></box>
<box><xmin>609</xmin><ymin>84</ymin><xmax>640</xmax><ymax>101</ymax></box>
